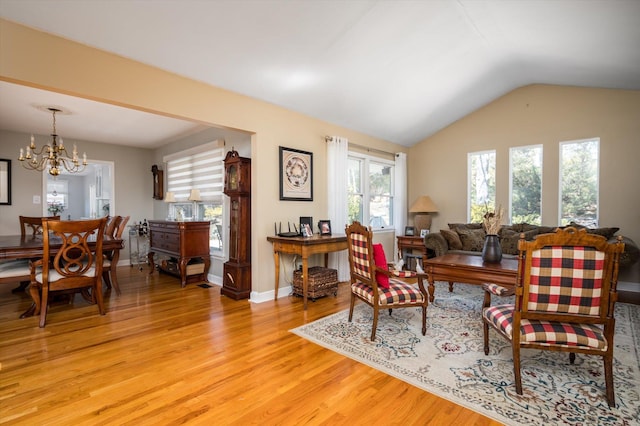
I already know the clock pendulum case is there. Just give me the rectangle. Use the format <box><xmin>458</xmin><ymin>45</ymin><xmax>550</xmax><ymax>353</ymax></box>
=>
<box><xmin>222</xmin><ymin>149</ymin><xmax>251</xmax><ymax>299</ymax></box>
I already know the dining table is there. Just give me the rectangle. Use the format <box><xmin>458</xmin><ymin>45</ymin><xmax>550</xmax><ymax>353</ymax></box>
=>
<box><xmin>0</xmin><ymin>234</ymin><xmax>124</xmax><ymax>318</ymax></box>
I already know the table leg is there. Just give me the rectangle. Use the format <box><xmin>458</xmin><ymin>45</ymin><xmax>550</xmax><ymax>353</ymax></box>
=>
<box><xmin>273</xmin><ymin>250</ymin><xmax>281</xmax><ymax>300</ymax></box>
<box><xmin>302</xmin><ymin>256</ymin><xmax>309</xmax><ymax>310</ymax></box>
<box><xmin>449</xmin><ymin>281</ymin><xmax>454</xmax><ymax>293</ymax></box>
<box><xmin>147</xmin><ymin>251</ymin><xmax>155</xmax><ymax>274</ymax></box>
<box><xmin>427</xmin><ymin>273</ymin><xmax>435</xmax><ymax>303</ymax></box>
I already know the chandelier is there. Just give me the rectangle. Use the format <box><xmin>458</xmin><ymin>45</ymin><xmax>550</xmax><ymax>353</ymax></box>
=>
<box><xmin>18</xmin><ymin>107</ymin><xmax>87</xmax><ymax>176</ymax></box>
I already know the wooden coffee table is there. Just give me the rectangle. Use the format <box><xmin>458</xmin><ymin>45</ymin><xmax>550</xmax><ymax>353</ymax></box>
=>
<box><xmin>423</xmin><ymin>253</ymin><xmax>518</xmax><ymax>302</ymax></box>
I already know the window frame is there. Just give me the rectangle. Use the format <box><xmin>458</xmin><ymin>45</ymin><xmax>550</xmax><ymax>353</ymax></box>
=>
<box><xmin>347</xmin><ymin>151</ymin><xmax>395</xmax><ymax>231</ymax></box>
<box><xmin>558</xmin><ymin>138</ymin><xmax>600</xmax><ymax>227</ymax></box>
<box><xmin>509</xmin><ymin>144</ymin><xmax>543</xmax><ymax>225</ymax></box>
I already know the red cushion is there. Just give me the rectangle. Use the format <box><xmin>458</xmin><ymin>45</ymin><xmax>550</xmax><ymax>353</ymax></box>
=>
<box><xmin>372</xmin><ymin>243</ymin><xmax>390</xmax><ymax>288</ymax></box>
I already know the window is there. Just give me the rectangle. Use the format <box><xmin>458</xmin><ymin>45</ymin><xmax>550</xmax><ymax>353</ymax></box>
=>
<box><xmin>347</xmin><ymin>153</ymin><xmax>394</xmax><ymax>230</ymax></box>
<box><xmin>509</xmin><ymin>145</ymin><xmax>542</xmax><ymax>224</ymax></box>
<box><xmin>468</xmin><ymin>150</ymin><xmax>496</xmax><ymax>222</ymax></box>
<box><xmin>164</xmin><ymin>141</ymin><xmax>225</xmax><ymax>253</ymax></box>
<box><xmin>46</xmin><ymin>179</ymin><xmax>68</xmax><ymax>216</ymax></box>
<box><xmin>559</xmin><ymin>138</ymin><xmax>599</xmax><ymax>227</ymax></box>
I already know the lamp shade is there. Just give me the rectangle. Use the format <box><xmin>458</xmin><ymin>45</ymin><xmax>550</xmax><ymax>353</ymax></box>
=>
<box><xmin>188</xmin><ymin>189</ymin><xmax>201</xmax><ymax>201</ymax></box>
<box><xmin>164</xmin><ymin>192</ymin><xmax>176</xmax><ymax>202</ymax></box>
<box><xmin>409</xmin><ymin>196</ymin><xmax>438</xmax><ymax>213</ymax></box>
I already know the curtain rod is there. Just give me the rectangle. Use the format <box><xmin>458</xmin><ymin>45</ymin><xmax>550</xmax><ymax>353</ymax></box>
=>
<box><xmin>324</xmin><ymin>136</ymin><xmax>396</xmax><ymax>157</ymax></box>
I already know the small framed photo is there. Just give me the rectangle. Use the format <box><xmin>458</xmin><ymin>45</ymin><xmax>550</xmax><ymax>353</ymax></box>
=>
<box><xmin>302</xmin><ymin>223</ymin><xmax>313</xmax><ymax>237</ymax></box>
<box><xmin>404</xmin><ymin>226</ymin><xmax>415</xmax><ymax>236</ymax></box>
<box><xmin>318</xmin><ymin>220</ymin><xmax>332</xmax><ymax>236</ymax></box>
<box><xmin>279</xmin><ymin>146</ymin><xmax>313</xmax><ymax>201</ymax></box>
<box><xmin>300</xmin><ymin>216</ymin><xmax>313</xmax><ymax>235</ymax></box>
<box><xmin>420</xmin><ymin>229</ymin><xmax>429</xmax><ymax>237</ymax></box>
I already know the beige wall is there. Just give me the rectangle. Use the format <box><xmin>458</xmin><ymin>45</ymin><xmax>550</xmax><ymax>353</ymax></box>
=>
<box><xmin>0</xmin><ymin>19</ymin><xmax>406</xmax><ymax>298</ymax></box>
<box><xmin>407</xmin><ymin>84</ymin><xmax>640</xmax><ymax>246</ymax></box>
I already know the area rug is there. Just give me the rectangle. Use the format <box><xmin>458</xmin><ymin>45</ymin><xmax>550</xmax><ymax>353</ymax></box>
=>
<box><xmin>290</xmin><ymin>283</ymin><xmax>640</xmax><ymax>425</ymax></box>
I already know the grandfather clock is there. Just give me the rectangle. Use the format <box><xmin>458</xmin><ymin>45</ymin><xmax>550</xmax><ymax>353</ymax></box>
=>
<box><xmin>222</xmin><ymin>149</ymin><xmax>251</xmax><ymax>299</ymax></box>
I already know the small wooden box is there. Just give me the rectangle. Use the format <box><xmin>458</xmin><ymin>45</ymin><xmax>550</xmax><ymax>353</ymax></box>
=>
<box><xmin>293</xmin><ymin>266</ymin><xmax>338</xmax><ymax>300</ymax></box>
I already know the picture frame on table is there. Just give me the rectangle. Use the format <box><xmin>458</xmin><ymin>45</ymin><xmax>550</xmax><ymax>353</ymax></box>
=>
<box><xmin>302</xmin><ymin>223</ymin><xmax>313</xmax><ymax>237</ymax></box>
<box><xmin>420</xmin><ymin>229</ymin><xmax>429</xmax><ymax>237</ymax></box>
<box><xmin>300</xmin><ymin>216</ymin><xmax>313</xmax><ymax>236</ymax></box>
<box><xmin>404</xmin><ymin>226</ymin><xmax>415</xmax><ymax>236</ymax></box>
<box><xmin>279</xmin><ymin>146</ymin><xmax>313</xmax><ymax>201</ymax></box>
<box><xmin>0</xmin><ymin>159</ymin><xmax>11</xmax><ymax>205</ymax></box>
<box><xmin>318</xmin><ymin>220</ymin><xmax>332</xmax><ymax>236</ymax></box>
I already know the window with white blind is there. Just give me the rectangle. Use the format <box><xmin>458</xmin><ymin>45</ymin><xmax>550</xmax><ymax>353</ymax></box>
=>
<box><xmin>163</xmin><ymin>140</ymin><xmax>225</xmax><ymax>252</ymax></box>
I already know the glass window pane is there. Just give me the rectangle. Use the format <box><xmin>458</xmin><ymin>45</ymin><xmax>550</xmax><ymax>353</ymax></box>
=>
<box><xmin>468</xmin><ymin>151</ymin><xmax>496</xmax><ymax>222</ymax></box>
<box><xmin>510</xmin><ymin>145</ymin><xmax>542</xmax><ymax>225</ymax></box>
<box><xmin>201</xmin><ymin>202</ymin><xmax>223</xmax><ymax>252</ymax></box>
<box><xmin>560</xmin><ymin>139</ymin><xmax>599</xmax><ymax>226</ymax></box>
<box><xmin>348</xmin><ymin>158</ymin><xmax>362</xmax><ymax>193</ymax></box>
<box><xmin>348</xmin><ymin>194</ymin><xmax>363</xmax><ymax>225</ymax></box>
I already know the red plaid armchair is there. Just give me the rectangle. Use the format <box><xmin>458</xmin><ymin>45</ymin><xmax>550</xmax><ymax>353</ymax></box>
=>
<box><xmin>482</xmin><ymin>227</ymin><xmax>625</xmax><ymax>407</ymax></box>
<box><xmin>346</xmin><ymin>221</ymin><xmax>429</xmax><ymax>341</ymax></box>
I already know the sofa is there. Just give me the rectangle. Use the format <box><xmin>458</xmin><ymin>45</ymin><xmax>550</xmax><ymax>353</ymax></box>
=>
<box><xmin>424</xmin><ymin>222</ymin><xmax>640</xmax><ymax>269</ymax></box>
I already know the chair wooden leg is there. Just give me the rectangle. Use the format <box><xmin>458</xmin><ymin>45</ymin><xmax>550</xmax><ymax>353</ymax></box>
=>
<box><xmin>103</xmin><ymin>270</ymin><xmax>112</xmax><ymax>289</ymax></box>
<box><xmin>348</xmin><ymin>293</ymin><xmax>356</xmax><ymax>322</ymax></box>
<box><xmin>569</xmin><ymin>352</ymin><xmax>576</xmax><ymax>364</ymax></box>
<box><xmin>604</xmin><ymin>353</ymin><xmax>615</xmax><ymax>407</ymax></box>
<box><xmin>421</xmin><ymin>305</ymin><xmax>427</xmax><ymax>336</ymax></box>
<box><xmin>39</xmin><ymin>285</ymin><xmax>49</xmax><ymax>328</ymax></box>
<box><xmin>483</xmin><ymin>320</ymin><xmax>490</xmax><ymax>355</ymax></box>
<box><xmin>371</xmin><ymin>307</ymin><xmax>379</xmax><ymax>341</ymax></box>
<box><xmin>109</xmin><ymin>269</ymin><xmax>121</xmax><ymax>296</ymax></box>
<box><xmin>94</xmin><ymin>283</ymin><xmax>105</xmax><ymax>316</ymax></box>
<box><xmin>513</xmin><ymin>343</ymin><xmax>523</xmax><ymax>395</ymax></box>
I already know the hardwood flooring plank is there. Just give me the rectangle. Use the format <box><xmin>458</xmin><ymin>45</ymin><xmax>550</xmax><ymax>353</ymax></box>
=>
<box><xmin>0</xmin><ymin>267</ymin><xmax>501</xmax><ymax>425</ymax></box>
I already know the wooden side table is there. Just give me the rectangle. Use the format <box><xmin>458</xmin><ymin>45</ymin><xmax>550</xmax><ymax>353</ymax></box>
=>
<box><xmin>396</xmin><ymin>235</ymin><xmax>428</xmax><ymax>270</ymax></box>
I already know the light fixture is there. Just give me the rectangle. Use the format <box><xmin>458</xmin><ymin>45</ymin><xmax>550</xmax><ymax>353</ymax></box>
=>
<box><xmin>188</xmin><ymin>189</ymin><xmax>201</xmax><ymax>220</ymax></box>
<box><xmin>409</xmin><ymin>195</ymin><xmax>439</xmax><ymax>232</ymax></box>
<box><xmin>164</xmin><ymin>191</ymin><xmax>176</xmax><ymax>220</ymax></box>
<box><xmin>18</xmin><ymin>107</ymin><xmax>87</xmax><ymax>176</ymax></box>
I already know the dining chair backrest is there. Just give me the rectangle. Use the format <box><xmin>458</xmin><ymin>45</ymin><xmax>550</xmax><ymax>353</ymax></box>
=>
<box><xmin>36</xmin><ymin>218</ymin><xmax>108</xmax><ymax>327</ymax></box>
<box><xmin>114</xmin><ymin>216</ymin><xmax>130</xmax><ymax>239</ymax></box>
<box><xmin>20</xmin><ymin>216</ymin><xmax>60</xmax><ymax>237</ymax></box>
<box><xmin>105</xmin><ymin>216</ymin><xmax>120</xmax><ymax>238</ymax></box>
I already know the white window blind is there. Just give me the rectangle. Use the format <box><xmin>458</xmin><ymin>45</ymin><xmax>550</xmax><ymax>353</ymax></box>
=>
<box><xmin>163</xmin><ymin>141</ymin><xmax>225</xmax><ymax>202</ymax></box>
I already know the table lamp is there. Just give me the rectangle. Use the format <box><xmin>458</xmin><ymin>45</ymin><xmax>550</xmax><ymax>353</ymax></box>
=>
<box><xmin>188</xmin><ymin>189</ymin><xmax>201</xmax><ymax>220</ymax></box>
<box><xmin>164</xmin><ymin>191</ymin><xmax>176</xmax><ymax>220</ymax></box>
<box><xmin>409</xmin><ymin>195</ymin><xmax>438</xmax><ymax>233</ymax></box>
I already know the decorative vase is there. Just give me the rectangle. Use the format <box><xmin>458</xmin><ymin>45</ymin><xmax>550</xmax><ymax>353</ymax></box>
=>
<box><xmin>482</xmin><ymin>234</ymin><xmax>502</xmax><ymax>263</ymax></box>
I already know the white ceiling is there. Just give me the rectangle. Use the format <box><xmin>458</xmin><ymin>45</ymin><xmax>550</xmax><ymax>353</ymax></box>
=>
<box><xmin>1</xmin><ymin>0</ymin><xmax>639</xmax><ymax>148</ymax></box>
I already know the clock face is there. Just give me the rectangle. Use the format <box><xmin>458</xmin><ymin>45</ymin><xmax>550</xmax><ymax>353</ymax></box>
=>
<box><xmin>285</xmin><ymin>155</ymin><xmax>309</xmax><ymax>188</ymax></box>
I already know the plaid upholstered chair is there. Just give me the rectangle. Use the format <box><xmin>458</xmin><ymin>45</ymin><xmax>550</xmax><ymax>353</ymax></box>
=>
<box><xmin>482</xmin><ymin>227</ymin><xmax>625</xmax><ymax>407</ymax></box>
<box><xmin>346</xmin><ymin>221</ymin><xmax>429</xmax><ymax>341</ymax></box>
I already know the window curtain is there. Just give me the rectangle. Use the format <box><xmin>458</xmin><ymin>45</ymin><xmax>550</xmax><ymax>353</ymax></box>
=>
<box><xmin>393</xmin><ymin>152</ymin><xmax>407</xmax><ymax>262</ymax></box>
<box><xmin>327</xmin><ymin>136</ymin><xmax>350</xmax><ymax>281</ymax></box>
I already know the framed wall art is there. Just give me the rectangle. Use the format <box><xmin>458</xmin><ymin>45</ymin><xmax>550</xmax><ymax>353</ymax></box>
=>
<box><xmin>0</xmin><ymin>159</ymin><xmax>11</xmax><ymax>205</ymax></box>
<box><xmin>279</xmin><ymin>146</ymin><xmax>313</xmax><ymax>201</ymax></box>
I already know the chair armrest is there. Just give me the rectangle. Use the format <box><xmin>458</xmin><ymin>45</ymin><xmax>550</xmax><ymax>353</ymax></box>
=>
<box><xmin>482</xmin><ymin>283</ymin><xmax>515</xmax><ymax>297</ymax></box>
<box><xmin>424</xmin><ymin>232</ymin><xmax>448</xmax><ymax>257</ymax></box>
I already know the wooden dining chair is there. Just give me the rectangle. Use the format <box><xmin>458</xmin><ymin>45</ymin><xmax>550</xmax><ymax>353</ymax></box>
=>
<box><xmin>2</xmin><ymin>216</ymin><xmax>59</xmax><ymax>291</ymax></box>
<box><xmin>102</xmin><ymin>215</ymin><xmax>129</xmax><ymax>295</ymax></box>
<box><xmin>482</xmin><ymin>227</ymin><xmax>625</xmax><ymax>407</ymax></box>
<box><xmin>345</xmin><ymin>221</ymin><xmax>429</xmax><ymax>341</ymax></box>
<box><xmin>29</xmin><ymin>217</ymin><xmax>108</xmax><ymax>327</ymax></box>
<box><xmin>20</xmin><ymin>215</ymin><xmax>60</xmax><ymax>237</ymax></box>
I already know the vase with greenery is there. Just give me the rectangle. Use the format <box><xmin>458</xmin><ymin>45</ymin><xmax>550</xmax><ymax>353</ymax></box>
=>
<box><xmin>482</xmin><ymin>205</ymin><xmax>504</xmax><ymax>263</ymax></box>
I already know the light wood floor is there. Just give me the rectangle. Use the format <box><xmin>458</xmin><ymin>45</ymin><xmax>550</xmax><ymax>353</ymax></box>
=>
<box><xmin>0</xmin><ymin>267</ymin><xmax>501</xmax><ymax>425</ymax></box>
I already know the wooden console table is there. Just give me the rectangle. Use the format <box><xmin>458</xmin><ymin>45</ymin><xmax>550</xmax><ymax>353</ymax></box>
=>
<box><xmin>148</xmin><ymin>220</ymin><xmax>211</xmax><ymax>287</ymax></box>
<box><xmin>423</xmin><ymin>253</ymin><xmax>518</xmax><ymax>302</ymax></box>
<box><xmin>267</xmin><ymin>234</ymin><xmax>348</xmax><ymax>310</ymax></box>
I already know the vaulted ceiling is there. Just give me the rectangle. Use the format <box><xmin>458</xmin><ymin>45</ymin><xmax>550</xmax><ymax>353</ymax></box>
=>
<box><xmin>1</xmin><ymin>0</ymin><xmax>639</xmax><ymax>148</ymax></box>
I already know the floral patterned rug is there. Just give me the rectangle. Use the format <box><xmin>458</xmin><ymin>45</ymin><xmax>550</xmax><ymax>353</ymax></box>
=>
<box><xmin>290</xmin><ymin>283</ymin><xmax>640</xmax><ymax>425</ymax></box>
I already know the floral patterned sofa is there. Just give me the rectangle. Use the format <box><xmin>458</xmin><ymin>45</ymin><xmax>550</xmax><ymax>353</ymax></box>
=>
<box><xmin>424</xmin><ymin>222</ymin><xmax>639</xmax><ymax>269</ymax></box>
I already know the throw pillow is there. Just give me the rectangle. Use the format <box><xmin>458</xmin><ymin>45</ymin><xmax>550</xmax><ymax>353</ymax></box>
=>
<box><xmin>500</xmin><ymin>229</ymin><xmax>538</xmax><ymax>255</ymax></box>
<box><xmin>457</xmin><ymin>228</ymin><xmax>486</xmax><ymax>251</ymax></box>
<box><xmin>441</xmin><ymin>229</ymin><xmax>463</xmax><ymax>250</ymax></box>
<box><xmin>449</xmin><ymin>222</ymin><xmax>483</xmax><ymax>231</ymax></box>
<box><xmin>568</xmin><ymin>222</ymin><xmax>619</xmax><ymax>239</ymax></box>
<box><xmin>372</xmin><ymin>243</ymin><xmax>390</xmax><ymax>289</ymax></box>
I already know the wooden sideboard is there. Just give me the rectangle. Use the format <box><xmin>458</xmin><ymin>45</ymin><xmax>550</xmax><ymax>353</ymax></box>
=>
<box><xmin>147</xmin><ymin>220</ymin><xmax>211</xmax><ymax>287</ymax></box>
